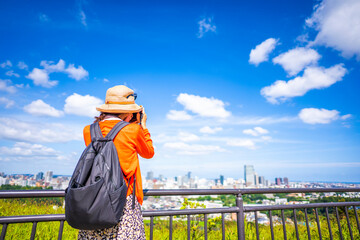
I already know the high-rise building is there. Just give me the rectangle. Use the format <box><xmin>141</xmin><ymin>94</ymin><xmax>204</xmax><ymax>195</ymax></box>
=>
<box><xmin>146</xmin><ymin>171</ymin><xmax>154</xmax><ymax>180</ymax></box>
<box><xmin>244</xmin><ymin>165</ymin><xmax>255</xmax><ymax>186</ymax></box>
<box><xmin>254</xmin><ymin>172</ymin><xmax>259</xmax><ymax>186</ymax></box>
<box><xmin>36</xmin><ymin>172</ymin><xmax>44</xmax><ymax>181</ymax></box>
<box><xmin>275</xmin><ymin>177</ymin><xmax>281</xmax><ymax>185</ymax></box>
<box><xmin>220</xmin><ymin>175</ymin><xmax>224</xmax><ymax>185</ymax></box>
<box><xmin>44</xmin><ymin>171</ymin><xmax>53</xmax><ymax>183</ymax></box>
<box><xmin>284</xmin><ymin>177</ymin><xmax>289</xmax><ymax>185</ymax></box>
<box><xmin>259</xmin><ymin>176</ymin><xmax>265</xmax><ymax>185</ymax></box>
<box><xmin>187</xmin><ymin>172</ymin><xmax>191</xmax><ymax>179</ymax></box>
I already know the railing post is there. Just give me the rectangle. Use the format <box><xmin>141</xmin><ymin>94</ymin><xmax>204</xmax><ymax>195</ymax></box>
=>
<box><xmin>236</xmin><ymin>192</ymin><xmax>245</xmax><ymax>240</ymax></box>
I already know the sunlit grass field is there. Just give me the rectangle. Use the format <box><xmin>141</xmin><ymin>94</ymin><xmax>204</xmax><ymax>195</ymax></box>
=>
<box><xmin>0</xmin><ymin>199</ymin><xmax>359</xmax><ymax>239</ymax></box>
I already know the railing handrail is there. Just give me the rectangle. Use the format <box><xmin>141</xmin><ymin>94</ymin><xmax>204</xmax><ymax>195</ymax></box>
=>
<box><xmin>1</xmin><ymin>187</ymin><xmax>360</xmax><ymax>198</ymax></box>
<box><xmin>1</xmin><ymin>188</ymin><xmax>360</xmax><ymax>240</ymax></box>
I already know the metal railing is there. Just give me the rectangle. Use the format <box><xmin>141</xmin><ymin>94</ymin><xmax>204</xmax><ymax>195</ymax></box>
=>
<box><xmin>1</xmin><ymin>188</ymin><xmax>360</xmax><ymax>240</ymax></box>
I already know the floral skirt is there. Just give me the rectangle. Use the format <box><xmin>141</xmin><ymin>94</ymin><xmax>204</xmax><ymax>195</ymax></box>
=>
<box><xmin>78</xmin><ymin>195</ymin><xmax>145</xmax><ymax>240</ymax></box>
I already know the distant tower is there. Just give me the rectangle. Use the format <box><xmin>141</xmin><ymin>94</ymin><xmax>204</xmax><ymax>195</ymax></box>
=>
<box><xmin>36</xmin><ymin>172</ymin><xmax>44</xmax><ymax>181</ymax></box>
<box><xmin>259</xmin><ymin>176</ymin><xmax>265</xmax><ymax>185</ymax></box>
<box><xmin>284</xmin><ymin>177</ymin><xmax>289</xmax><ymax>185</ymax></box>
<box><xmin>275</xmin><ymin>177</ymin><xmax>281</xmax><ymax>185</ymax></box>
<box><xmin>187</xmin><ymin>172</ymin><xmax>191</xmax><ymax>179</ymax></box>
<box><xmin>44</xmin><ymin>171</ymin><xmax>53</xmax><ymax>183</ymax></box>
<box><xmin>220</xmin><ymin>175</ymin><xmax>224</xmax><ymax>185</ymax></box>
<box><xmin>146</xmin><ymin>171</ymin><xmax>154</xmax><ymax>180</ymax></box>
<box><xmin>254</xmin><ymin>172</ymin><xmax>259</xmax><ymax>186</ymax></box>
<box><xmin>244</xmin><ymin>165</ymin><xmax>255</xmax><ymax>186</ymax></box>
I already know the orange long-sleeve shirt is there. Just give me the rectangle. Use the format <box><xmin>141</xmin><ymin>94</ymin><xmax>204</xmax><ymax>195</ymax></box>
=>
<box><xmin>83</xmin><ymin>119</ymin><xmax>154</xmax><ymax>205</ymax></box>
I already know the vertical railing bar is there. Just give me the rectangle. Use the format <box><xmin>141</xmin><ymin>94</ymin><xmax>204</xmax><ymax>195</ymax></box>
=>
<box><xmin>169</xmin><ymin>215</ymin><xmax>173</xmax><ymax>240</ymax></box>
<box><xmin>315</xmin><ymin>208</ymin><xmax>322</xmax><ymax>240</ymax></box>
<box><xmin>150</xmin><ymin>216</ymin><xmax>154</xmax><ymax>240</ymax></box>
<box><xmin>221</xmin><ymin>213</ymin><xmax>225</xmax><ymax>240</ymax></box>
<box><xmin>1</xmin><ymin>223</ymin><xmax>8</xmax><ymax>239</ymax></box>
<box><xmin>293</xmin><ymin>209</ymin><xmax>300</xmax><ymax>240</ymax></box>
<box><xmin>344</xmin><ymin>206</ymin><xmax>354</xmax><ymax>240</ymax></box>
<box><xmin>281</xmin><ymin>209</ymin><xmax>287</xmax><ymax>240</ymax></box>
<box><xmin>30</xmin><ymin>221</ymin><xmax>37</xmax><ymax>240</ymax></box>
<box><xmin>254</xmin><ymin>211</ymin><xmax>259</xmax><ymax>240</ymax></box>
<box><xmin>335</xmin><ymin>207</ymin><xmax>344</xmax><ymax>240</ymax></box>
<box><xmin>354</xmin><ymin>206</ymin><xmax>360</xmax><ymax>233</ymax></box>
<box><xmin>187</xmin><ymin>215</ymin><xmax>190</xmax><ymax>240</ymax></box>
<box><xmin>236</xmin><ymin>193</ymin><xmax>245</xmax><ymax>240</ymax></box>
<box><xmin>325</xmin><ymin>207</ymin><xmax>333</xmax><ymax>240</ymax></box>
<box><xmin>269</xmin><ymin>210</ymin><xmax>274</xmax><ymax>240</ymax></box>
<box><xmin>58</xmin><ymin>220</ymin><xmax>64</xmax><ymax>240</ymax></box>
<box><xmin>204</xmin><ymin>214</ymin><xmax>208</xmax><ymax>240</ymax></box>
<box><xmin>304</xmin><ymin>208</ymin><xmax>311</xmax><ymax>240</ymax></box>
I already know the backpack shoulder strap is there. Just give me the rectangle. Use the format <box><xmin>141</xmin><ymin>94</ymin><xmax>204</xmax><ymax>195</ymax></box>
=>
<box><xmin>105</xmin><ymin>121</ymin><xmax>129</xmax><ymax>140</ymax></box>
<box><xmin>90</xmin><ymin>122</ymin><xmax>104</xmax><ymax>142</ymax></box>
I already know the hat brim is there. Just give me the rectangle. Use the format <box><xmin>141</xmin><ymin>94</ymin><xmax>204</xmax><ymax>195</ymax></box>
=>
<box><xmin>96</xmin><ymin>103</ymin><xmax>142</xmax><ymax>113</ymax></box>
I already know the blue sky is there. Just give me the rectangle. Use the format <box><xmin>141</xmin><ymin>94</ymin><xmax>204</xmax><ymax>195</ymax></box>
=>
<box><xmin>0</xmin><ymin>0</ymin><xmax>359</xmax><ymax>182</ymax></box>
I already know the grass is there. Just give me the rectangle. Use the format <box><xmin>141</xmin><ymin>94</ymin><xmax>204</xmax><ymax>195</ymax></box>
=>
<box><xmin>0</xmin><ymin>199</ymin><xmax>78</xmax><ymax>239</ymax></box>
<box><xmin>1</xmin><ymin>199</ymin><xmax>359</xmax><ymax>239</ymax></box>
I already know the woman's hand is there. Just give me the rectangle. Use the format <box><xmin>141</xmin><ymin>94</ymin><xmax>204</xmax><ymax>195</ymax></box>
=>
<box><xmin>140</xmin><ymin>107</ymin><xmax>147</xmax><ymax>129</ymax></box>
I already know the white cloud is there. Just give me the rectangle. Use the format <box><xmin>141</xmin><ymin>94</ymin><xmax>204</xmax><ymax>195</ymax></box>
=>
<box><xmin>298</xmin><ymin>108</ymin><xmax>342</xmax><ymax>124</ymax></box>
<box><xmin>64</xmin><ymin>93</ymin><xmax>103</xmax><ymax>117</ymax></box>
<box><xmin>0</xmin><ymin>142</ymin><xmax>78</xmax><ymax>165</ymax></box>
<box><xmin>243</xmin><ymin>127</ymin><xmax>269</xmax><ymax>136</ymax></box>
<box><xmin>27</xmin><ymin>59</ymin><xmax>88</xmax><ymax>87</ymax></box>
<box><xmin>227</xmin><ymin>139</ymin><xmax>256</xmax><ymax>150</ymax></box>
<box><xmin>0</xmin><ymin>60</ymin><xmax>12</xmax><ymax>68</ymax></box>
<box><xmin>340</xmin><ymin>114</ymin><xmax>352</xmax><ymax>120</ymax></box>
<box><xmin>197</xmin><ymin>18</ymin><xmax>216</xmax><ymax>38</ymax></box>
<box><xmin>17</xmin><ymin>61</ymin><xmax>28</xmax><ymax>70</ymax></box>
<box><xmin>0</xmin><ymin>97</ymin><xmax>15</xmax><ymax>108</ymax></box>
<box><xmin>163</xmin><ymin>142</ymin><xmax>225</xmax><ymax>155</ymax></box>
<box><xmin>273</xmin><ymin>48</ymin><xmax>321</xmax><ymax>76</ymax></box>
<box><xmin>306</xmin><ymin>0</ymin><xmax>360</xmax><ymax>60</ymax></box>
<box><xmin>40</xmin><ymin>59</ymin><xmax>88</xmax><ymax>80</ymax></box>
<box><xmin>0</xmin><ymin>79</ymin><xmax>17</xmax><ymax>93</ymax></box>
<box><xmin>64</xmin><ymin>64</ymin><xmax>89</xmax><ymax>80</ymax></box>
<box><xmin>178</xmin><ymin>132</ymin><xmax>200</xmax><ymax>142</ymax></box>
<box><xmin>261</xmin><ymin>136</ymin><xmax>272</xmax><ymax>141</ymax></box>
<box><xmin>26</xmin><ymin>68</ymin><xmax>58</xmax><ymax>88</ymax></box>
<box><xmin>199</xmin><ymin>126</ymin><xmax>223</xmax><ymax>134</ymax></box>
<box><xmin>249</xmin><ymin>38</ymin><xmax>279</xmax><ymax>66</ymax></box>
<box><xmin>0</xmin><ymin>118</ymin><xmax>82</xmax><ymax>143</ymax></box>
<box><xmin>166</xmin><ymin>110</ymin><xmax>193</xmax><ymax>121</ymax></box>
<box><xmin>104</xmin><ymin>78</ymin><xmax>109</xmax><ymax>83</ymax></box>
<box><xmin>5</xmin><ymin>70</ymin><xmax>20</xmax><ymax>78</ymax></box>
<box><xmin>24</xmin><ymin>100</ymin><xmax>64</xmax><ymax>117</ymax></box>
<box><xmin>40</xmin><ymin>59</ymin><xmax>65</xmax><ymax>73</ymax></box>
<box><xmin>0</xmin><ymin>142</ymin><xmax>57</xmax><ymax>156</ymax></box>
<box><xmin>233</xmin><ymin>116</ymin><xmax>296</xmax><ymax>125</ymax></box>
<box><xmin>152</xmin><ymin>131</ymin><xmax>200</xmax><ymax>144</ymax></box>
<box><xmin>39</xmin><ymin>13</ymin><xmax>50</xmax><ymax>22</ymax></box>
<box><xmin>79</xmin><ymin>10</ymin><xmax>87</xmax><ymax>27</ymax></box>
<box><xmin>261</xmin><ymin>64</ymin><xmax>347</xmax><ymax>104</ymax></box>
<box><xmin>177</xmin><ymin>93</ymin><xmax>231</xmax><ymax>118</ymax></box>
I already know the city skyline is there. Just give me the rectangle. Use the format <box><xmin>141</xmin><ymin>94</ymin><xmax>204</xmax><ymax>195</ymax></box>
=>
<box><xmin>0</xmin><ymin>0</ymin><xmax>359</xmax><ymax>182</ymax></box>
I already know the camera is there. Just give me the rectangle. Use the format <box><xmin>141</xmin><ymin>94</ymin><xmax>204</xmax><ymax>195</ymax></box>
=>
<box><xmin>130</xmin><ymin>111</ymin><xmax>143</xmax><ymax>123</ymax></box>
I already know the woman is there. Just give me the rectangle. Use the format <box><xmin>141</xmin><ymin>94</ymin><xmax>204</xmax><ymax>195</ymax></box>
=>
<box><xmin>78</xmin><ymin>85</ymin><xmax>154</xmax><ymax>240</ymax></box>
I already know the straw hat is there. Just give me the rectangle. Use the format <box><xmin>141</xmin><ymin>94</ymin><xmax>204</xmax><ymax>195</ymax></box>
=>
<box><xmin>96</xmin><ymin>85</ymin><xmax>142</xmax><ymax>113</ymax></box>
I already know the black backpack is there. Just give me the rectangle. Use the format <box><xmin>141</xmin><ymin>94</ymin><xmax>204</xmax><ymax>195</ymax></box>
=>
<box><xmin>65</xmin><ymin>121</ymin><xmax>135</xmax><ymax>230</ymax></box>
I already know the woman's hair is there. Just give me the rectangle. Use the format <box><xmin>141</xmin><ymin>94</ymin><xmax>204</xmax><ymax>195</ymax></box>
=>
<box><xmin>94</xmin><ymin>112</ymin><xmax>132</xmax><ymax>123</ymax></box>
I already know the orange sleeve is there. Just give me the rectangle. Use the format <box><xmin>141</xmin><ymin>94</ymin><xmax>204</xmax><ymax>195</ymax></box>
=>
<box><xmin>83</xmin><ymin>125</ymin><xmax>91</xmax><ymax>147</ymax></box>
<box><xmin>135</xmin><ymin>127</ymin><xmax>155</xmax><ymax>159</ymax></box>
